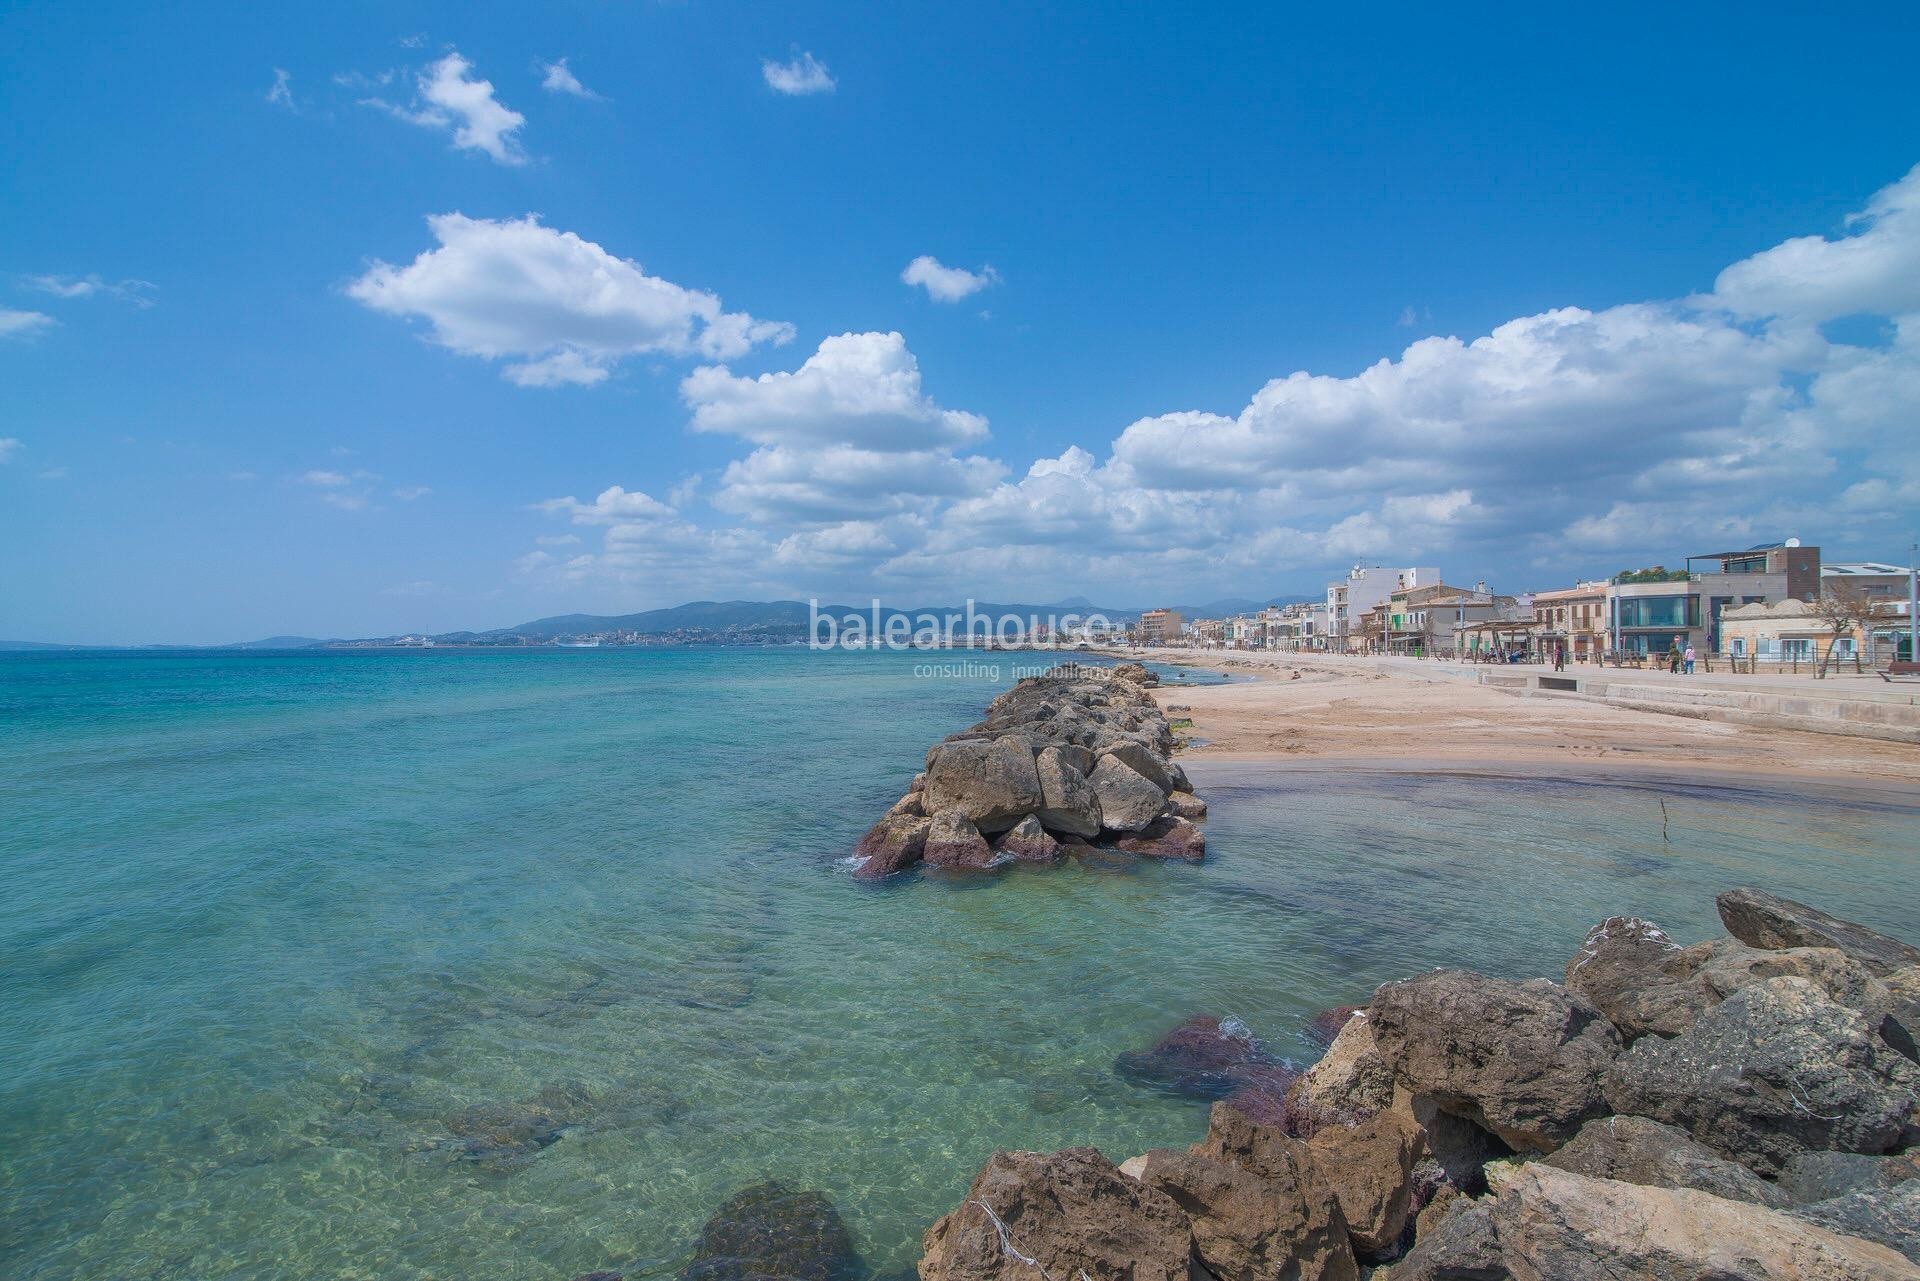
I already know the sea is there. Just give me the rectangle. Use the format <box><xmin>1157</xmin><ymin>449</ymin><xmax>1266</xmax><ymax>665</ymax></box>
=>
<box><xmin>3</xmin><ymin>646</ymin><xmax>1917</xmax><ymax>1279</ymax></box>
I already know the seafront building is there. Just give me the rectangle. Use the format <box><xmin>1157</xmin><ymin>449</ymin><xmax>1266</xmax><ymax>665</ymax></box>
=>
<box><xmin>1325</xmin><ymin>565</ymin><xmax>1442</xmax><ymax>648</ymax></box>
<box><xmin>1530</xmin><ymin>581</ymin><xmax>1610</xmax><ymax>661</ymax></box>
<box><xmin>1602</xmin><ymin>540</ymin><xmax>1819</xmax><ymax>657</ymax></box>
<box><xmin>1134</xmin><ymin>608</ymin><xmax>1185</xmax><ymax>646</ymax></box>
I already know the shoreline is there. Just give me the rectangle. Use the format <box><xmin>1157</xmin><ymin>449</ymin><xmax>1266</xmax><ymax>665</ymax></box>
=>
<box><xmin>1098</xmin><ymin>647</ymin><xmax>1920</xmax><ymax>786</ymax></box>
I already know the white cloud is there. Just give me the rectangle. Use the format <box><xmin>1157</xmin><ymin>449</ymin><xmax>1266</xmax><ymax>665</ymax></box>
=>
<box><xmin>682</xmin><ymin>331</ymin><xmax>986</xmax><ymax>451</ymax></box>
<box><xmin>392</xmin><ymin>485</ymin><xmax>432</xmax><ymax>500</ymax></box>
<box><xmin>303</xmin><ymin>469</ymin><xmax>351</xmax><ymax>487</ymax></box>
<box><xmin>0</xmin><ymin>308</ymin><xmax>56</xmax><ymax>338</ymax></box>
<box><xmin>536</xmin><ymin>485</ymin><xmax>680</xmax><ymax>526</ymax></box>
<box><xmin>0</xmin><ymin>438</ymin><xmax>21</xmax><ymax>463</ymax></box>
<box><xmin>535</xmin><ymin>533</ymin><xmax>581</xmax><ymax>546</ymax></box>
<box><xmin>762</xmin><ymin>51</ymin><xmax>835</xmax><ymax>95</ymax></box>
<box><xmin>522</xmin><ymin>162</ymin><xmax>1920</xmax><ymax>604</ymax></box>
<box><xmin>267</xmin><ymin>68</ymin><xmax>296</xmax><ymax>110</ymax></box>
<box><xmin>363</xmin><ymin>52</ymin><xmax>526</xmax><ymax>165</ymax></box>
<box><xmin>901</xmin><ymin>256</ymin><xmax>999</xmax><ymax>303</ymax></box>
<box><xmin>349</xmin><ymin>214</ymin><xmax>793</xmax><ymax>385</ymax></box>
<box><xmin>1708</xmin><ymin>163</ymin><xmax>1920</xmax><ymax>322</ymax></box>
<box><xmin>38</xmin><ymin>466</ymin><xmax>69</xmax><ymax>480</ymax></box>
<box><xmin>539</xmin><ymin>58</ymin><xmax>602</xmax><ymax>100</ymax></box>
<box><xmin>25</xmin><ymin>274</ymin><xmax>156</xmax><ymax>307</ymax></box>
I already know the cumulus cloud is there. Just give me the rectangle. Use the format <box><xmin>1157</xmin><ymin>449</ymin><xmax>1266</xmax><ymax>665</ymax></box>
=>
<box><xmin>522</xmin><ymin>163</ymin><xmax>1920</xmax><ymax>603</ymax></box>
<box><xmin>0</xmin><ymin>308</ymin><xmax>56</xmax><ymax>338</ymax></box>
<box><xmin>762</xmin><ymin>51</ymin><xmax>835</xmax><ymax>95</ymax></box>
<box><xmin>362</xmin><ymin>53</ymin><xmax>526</xmax><ymax>165</ymax></box>
<box><xmin>1707</xmin><ymin>163</ymin><xmax>1920</xmax><ymax>323</ymax></box>
<box><xmin>682</xmin><ymin>331</ymin><xmax>986</xmax><ymax>451</ymax></box>
<box><xmin>348</xmin><ymin>214</ymin><xmax>793</xmax><ymax>385</ymax></box>
<box><xmin>536</xmin><ymin>485</ymin><xmax>680</xmax><ymax>525</ymax></box>
<box><xmin>901</xmin><ymin>256</ymin><xmax>999</xmax><ymax>303</ymax></box>
<box><xmin>0</xmin><ymin>438</ymin><xmax>21</xmax><ymax>463</ymax></box>
<box><xmin>539</xmin><ymin>58</ymin><xmax>601</xmax><ymax>100</ymax></box>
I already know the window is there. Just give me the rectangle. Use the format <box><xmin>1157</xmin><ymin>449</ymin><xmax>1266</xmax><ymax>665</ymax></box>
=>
<box><xmin>1729</xmin><ymin>637</ymin><xmax>1746</xmax><ymax>656</ymax></box>
<box><xmin>1614</xmin><ymin>595</ymin><xmax>1697</xmax><ymax>629</ymax></box>
<box><xmin>1782</xmin><ymin>638</ymin><xmax>1813</xmax><ymax>661</ymax></box>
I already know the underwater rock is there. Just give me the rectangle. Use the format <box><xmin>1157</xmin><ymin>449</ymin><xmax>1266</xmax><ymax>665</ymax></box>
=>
<box><xmin>681</xmin><ymin>1181</ymin><xmax>862</xmax><ymax>1281</ymax></box>
<box><xmin>1116</xmin><ymin>1015</ymin><xmax>1272</xmax><ymax>1099</ymax></box>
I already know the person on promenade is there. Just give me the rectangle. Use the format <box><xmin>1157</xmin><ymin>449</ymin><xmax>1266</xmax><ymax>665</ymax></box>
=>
<box><xmin>1554</xmin><ymin>645</ymin><xmax>1566</xmax><ymax>672</ymax></box>
<box><xmin>1683</xmin><ymin>644</ymin><xmax>1697</xmax><ymax>675</ymax></box>
<box><xmin>1667</xmin><ymin>640</ymin><xmax>1682</xmax><ymax>673</ymax></box>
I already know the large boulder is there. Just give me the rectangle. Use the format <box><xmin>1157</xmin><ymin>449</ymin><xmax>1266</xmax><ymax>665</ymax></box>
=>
<box><xmin>681</xmin><ymin>1182</ymin><xmax>862</xmax><ymax>1281</ymax></box>
<box><xmin>1305</xmin><ymin>1110</ymin><xmax>1426</xmax><ymax>1254</ymax></box>
<box><xmin>1563</xmin><ymin>917</ymin><xmax>1713</xmax><ymax>1041</ymax></box>
<box><xmin>1564</xmin><ymin>916</ymin><xmax>1902</xmax><ymax>1048</ymax></box>
<box><xmin>1034</xmin><ymin>746</ymin><xmax>1101</xmax><ymax>838</ymax></box>
<box><xmin>923</xmin><ymin>737</ymin><xmax>1045</xmax><ymax>835</ymax></box>
<box><xmin>1717</xmin><ymin>887</ymin><xmax>1920</xmax><ymax>977</ymax></box>
<box><xmin>923</xmin><ymin>811</ymin><xmax>996</xmax><ymax>870</ymax></box>
<box><xmin>1168</xmin><ymin>791</ymin><xmax>1207</xmax><ymax>821</ymax></box>
<box><xmin>1788</xmin><ymin>1180</ymin><xmax>1920</xmax><ymax>1265</ymax></box>
<box><xmin>918</xmin><ymin>1147</ymin><xmax>1200</xmax><ymax>1281</ymax></box>
<box><xmin>1367</xmin><ymin>970</ymin><xmax>1622</xmax><ymax>1152</ymax></box>
<box><xmin>1540</xmin><ymin>1114</ymin><xmax>1787</xmax><ymax>1207</ymax></box>
<box><xmin>852</xmin><ymin>814</ymin><xmax>930</xmax><ymax>879</ymax></box>
<box><xmin>1100</xmin><ymin>740</ymin><xmax>1174</xmax><ymax>794</ymax></box>
<box><xmin>1111</xmin><ymin>816</ymin><xmax>1206</xmax><ymax>861</ymax></box>
<box><xmin>1605</xmin><ymin>975</ymin><xmax>1920</xmax><ymax>1176</ymax></box>
<box><xmin>1390</xmin><ymin>1161</ymin><xmax>1920</xmax><ymax>1281</ymax></box>
<box><xmin>993</xmin><ymin>815</ymin><xmax>1061</xmax><ymax>863</ymax></box>
<box><xmin>1283</xmin><ymin>1011</ymin><xmax>1396</xmax><ymax>1137</ymax></box>
<box><xmin>1134</xmin><ymin>1145</ymin><xmax>1356</xmax><ymax>1281</ymax></box>
<box><xmin>1087</xmin><ymin>754</ymin><xmax>1167</xmax><ymax>832</ymax></box>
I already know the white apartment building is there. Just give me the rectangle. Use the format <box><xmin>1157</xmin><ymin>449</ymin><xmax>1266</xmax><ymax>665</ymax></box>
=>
<box><xmin>1325</xmin><ymin>565</ymin><xmax>1442</xmax><ymax>649</ymax></box>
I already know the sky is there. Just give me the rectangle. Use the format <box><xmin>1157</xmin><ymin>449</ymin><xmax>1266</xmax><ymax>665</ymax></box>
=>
<box><xmin>4</xmin><ymin>2</ymin><xmax>1920</xmax><ymax>644</ymax></box>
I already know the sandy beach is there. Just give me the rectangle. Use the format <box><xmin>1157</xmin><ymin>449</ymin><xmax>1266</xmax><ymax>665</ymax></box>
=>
<box><xmin>1123</xmin><ymin>647</ymin><xmax>1920</xmax><ymax>786</ymax></box>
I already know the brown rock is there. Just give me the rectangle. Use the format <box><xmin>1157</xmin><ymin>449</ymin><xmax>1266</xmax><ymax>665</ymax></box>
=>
<box><xmin>917</xmin><ymin>1147</ymin><xmax>1200</xmax><ymax>1281</ymax></box>
<box><xmin>1368</xmin><ymin>970</ymin><xmax>1621</xmax><ymax>1153</ymax></box>
<box><xmin>1718</xmin><ymin>887</ymin><xmax>1920</xmax><ymax>977</ymax></box>
<box><xmin>1284</xmin><ymin>1011</ymin><xmax>1396</xmax><ymax>1137</ymax></box>
<box><xmin>1604</xmin><ymin>975</ymin><xmax>1920</xmax><ymax>1176</ymax></box>
<box><xmin>852</xmin><ymin>814</ymin><xmax>930</xmax><ymax>879</ymax></box>
<box><xmin>993</xmin><ymin>815</ymin><xmax>1061</xmax><ymax>863</ymax></box>
<box><xmin>1306</xmin><ymin>1111</ymin><xmax>1426</xmax><ymax>1254</ymax></box>
<box><xmin>1563</xmin><ymin>916</ymin><xmax>1712</xmax><ymax>1041</ymax></box>
<box><xmin>923</xmin><ymin>811</ymin><xmax>995</xmax><ymax>870</ymax></box>
<box><xmin>1541</xmin><ymin>1114</ymin><xmax>1788</xmax><ymax>1207</ymax></box>
<box><xmin>1111</xmin><ymin>816</ymin><xmax>1206</xmax><ymax>861</ymax></box>
<box><xmin>1136</xmin><ymin>1144</ymin><xmax>1356</xmax><ymax>1281</ymax></box>
<box><xmin>923</xmin><ymin>737</ymin><xmax>1045</xmax><ymax>835</ymax></box>
<box><xmin>1392</xmin><ymin>1161</ymin><xmax>1920</xmax><ymax>1281</ymax></box>
<box><xmin>1168</xmin><ymin>790</ymin><xmax>1207</xmax><ymax>821</ymax></box>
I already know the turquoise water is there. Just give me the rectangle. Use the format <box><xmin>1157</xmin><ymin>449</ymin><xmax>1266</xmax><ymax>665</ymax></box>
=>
<box><xmin>3</xmin><ymin>648</ymin><xmax>1917</xmax><ymax>1280</ymax></box>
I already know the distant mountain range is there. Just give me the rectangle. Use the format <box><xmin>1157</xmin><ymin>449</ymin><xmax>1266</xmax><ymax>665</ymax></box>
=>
<box><xmin>3</xmin><ymin>596</ymin><xmax>1316</xmax><ymax>650</ymax></box>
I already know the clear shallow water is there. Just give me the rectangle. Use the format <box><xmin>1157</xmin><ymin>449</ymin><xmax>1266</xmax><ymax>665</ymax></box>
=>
<box><xmin>3</xmin><ymin>648</ymin><xmax>1917</xmax><ymax>1281</ymax></box>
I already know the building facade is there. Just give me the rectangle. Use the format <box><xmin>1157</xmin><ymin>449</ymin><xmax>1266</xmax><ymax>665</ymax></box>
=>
<box><xmin>1135</xmin><ymin>608</ymin><xmax>1184</xmax><ymax>646</ymax></box>
<box><xmin>1604</xmin><ymin>541</ymin><xmax>1819</xmax><ymax>657</ymax></box>
<box><xmin>1325</xmin><ymin>565</ymin><xmax>1442</xmax><ymax>649</ymax></box>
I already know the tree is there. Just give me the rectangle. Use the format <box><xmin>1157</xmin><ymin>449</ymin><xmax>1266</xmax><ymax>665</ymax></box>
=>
<box><xmin>1812</xmin><ymin>582</ymin><xmax>1878</xmax><ymax>675</ymax></box>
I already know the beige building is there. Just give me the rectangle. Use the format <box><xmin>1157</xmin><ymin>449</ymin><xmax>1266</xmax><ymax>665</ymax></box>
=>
<box><xmin>1135</xmin><ymin>608</ymin><xmax>1184</xmax><ymax>646</ymax></box>
<box><xmin>1718</xmin><ymin>599</ymin><xmax>1856</xmax><ymax>668</ymax></box>
<box><xmin>1531</xmin><ymin>581</ymin><xmax>1608</xmax><ymax>660</ymax></box>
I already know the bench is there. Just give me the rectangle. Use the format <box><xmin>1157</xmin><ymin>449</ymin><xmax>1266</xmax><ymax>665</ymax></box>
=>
<box><xmin>1882</xmin><ymin>661</ymin><xmax>1920</xmax><ymax>682</ymax></box>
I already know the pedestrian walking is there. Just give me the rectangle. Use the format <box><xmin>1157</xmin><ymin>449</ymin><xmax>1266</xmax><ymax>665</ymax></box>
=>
<box><xmin>1683</xmin><ymin>644</ymin><xmax>1697</xmax><ymax>675</ymax></box>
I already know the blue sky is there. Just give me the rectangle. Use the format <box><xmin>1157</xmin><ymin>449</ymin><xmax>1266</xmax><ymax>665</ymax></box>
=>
<box><xmin>4</xmin><ymin>2</ymin><xmax>1919</xmax><ymax>643</ymax></box>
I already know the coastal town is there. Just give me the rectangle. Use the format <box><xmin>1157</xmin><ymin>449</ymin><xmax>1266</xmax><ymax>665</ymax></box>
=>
<box><xmin>1117</xmin><ymin>539</ymin><xmax>1920</xmax><ymax>674</ymax></box>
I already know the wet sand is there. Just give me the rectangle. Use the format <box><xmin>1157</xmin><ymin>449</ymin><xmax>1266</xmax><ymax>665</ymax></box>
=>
<box><xmin>1124</xmin><ymin>649</ymin><xmax>1920</xmax><ymax>786</ymax></box>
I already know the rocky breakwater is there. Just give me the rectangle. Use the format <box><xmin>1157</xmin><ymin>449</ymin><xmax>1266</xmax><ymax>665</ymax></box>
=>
<box><xmin>852</xmin><ymin>662</ymin><xmax>1207</xmax><ymax>879</ymax></box>
<box><xmin>916</xmin><ymin>887</ymin><xmax>1920</xmax><ymax>1280</ymax></box>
